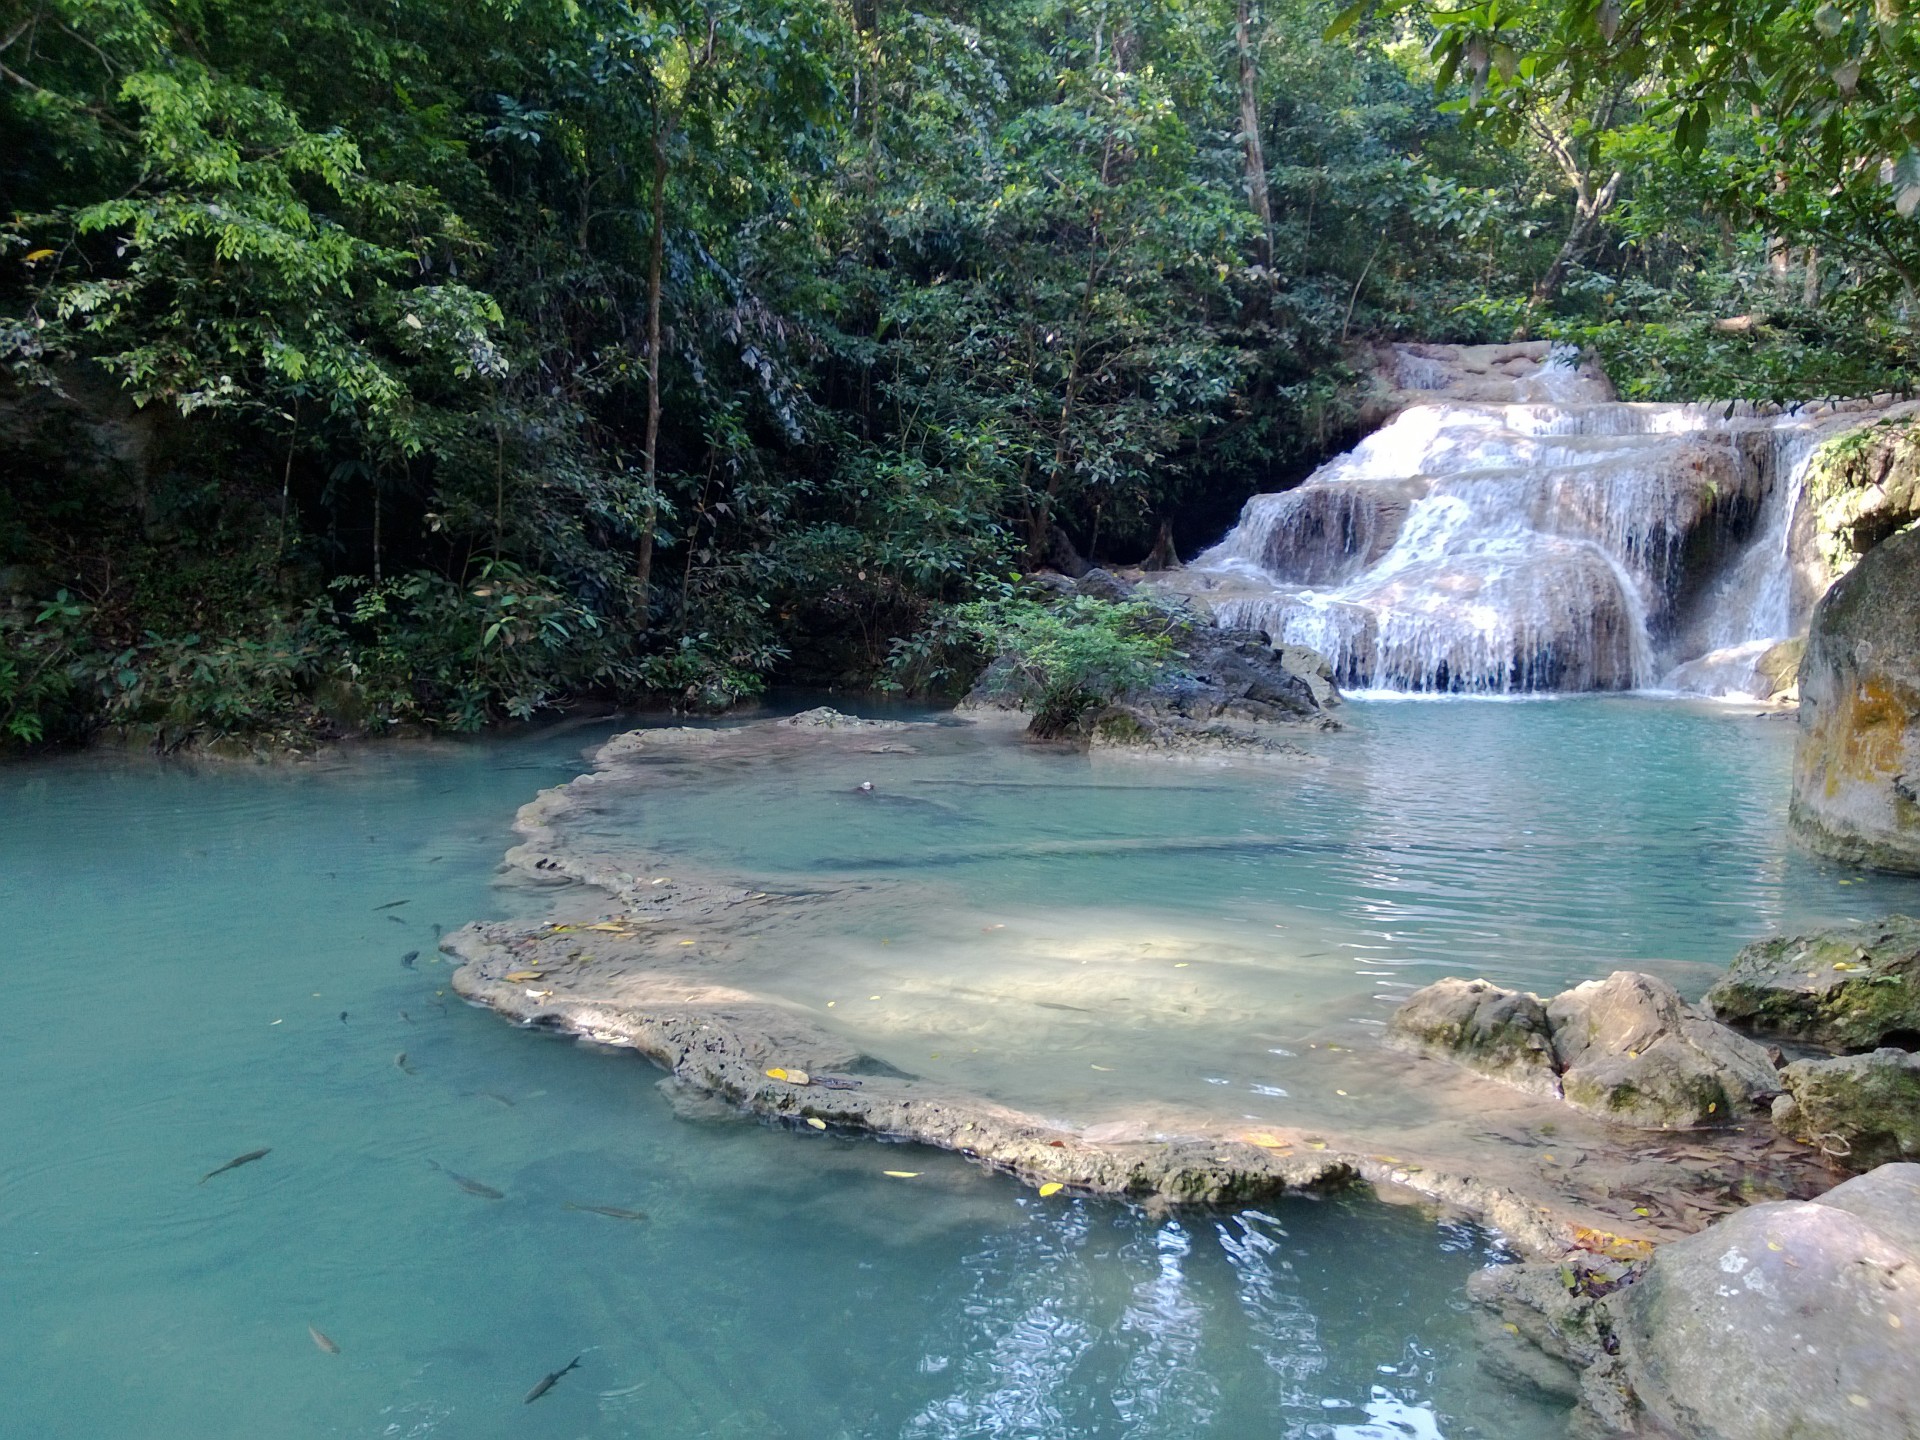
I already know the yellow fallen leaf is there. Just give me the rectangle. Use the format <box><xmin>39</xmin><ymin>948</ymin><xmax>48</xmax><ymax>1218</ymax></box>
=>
<box><xmin>765</xmin><ymin>1068</ymin><xmax>788</xmax><ymax>1081</ymax></box>
<box><xmin>586</xmin><ymin>922</ymin><xmax>630</xmax><ymax>932</ymax></box>
<box><xmin>1307</xmin><ymin>1141</ymin><xmax>1327</xmax><ymax>1150</ymax></box>
<box><xmin>1173</xmin><ymin>962</ymin><xmax>1189</xmax><ymax>968</ymax></box>
<box><xmin>883</xmin><ymin>1170</ymin><xmax>919</xmax><ymax>1178</ymax></box>
<box><xmin>1245</xmin><ymin>1133</ymin><xmax>1290</xmax><ymax>1149</ymax></box>
<box><xmin>1038</xmin><ymin>1182</ymin><xmax>1063</xmax><ymax>1197</ymax></box>
<box><xmin>24</xmin><ymin>248</ymin><xmax>55</xmax><ymax>262</ymax></box>
<box><xmin>504</xmin><ymin>970</ymin><xmax>543</xmax><ymax>982</ymax></box>
<box><xmin>1767</xmin><ymin>1239</ymin><xmax>1783</xmax><ymax>1251</ymax></box>
<box><xmin>806</xmin><ymin>1118</ymin><xmax>827</xmax><ymax>1130</ymax></box>
<box><xmin>1633</xmin><ymin>1207</ymin><xmax>1651</xmax><ymax>1217</ymax></box>
<box><xmin>679</xmin><ymin>940</ymin><xmax>696</xmax><ymax>946</ymax></box>
<box><xmin>1335</xmin><ymin>1089</ymin><xmax>1348</xmax><ymax>1096</ymax></box>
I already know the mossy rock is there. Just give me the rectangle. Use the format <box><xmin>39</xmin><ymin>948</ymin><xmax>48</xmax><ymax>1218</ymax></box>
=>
<box><xmin>1706</xmin><ymin>915</ymin><xmax>1920</xmax><ymax>1051</ymax></box>
<box><xmin>1776</xmin><ymin>1048</ymin><xmax>1920</xmax><ymax>1171</ymax></box>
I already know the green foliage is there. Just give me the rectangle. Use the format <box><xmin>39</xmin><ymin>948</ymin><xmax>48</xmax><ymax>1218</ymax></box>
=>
<box><xmin>2</xmin><ymin>0</ymin><xmax>1911</xmax><ymax>752</ymax></box>
<box><xmin>953</xmin><ymin>592</ymin><xmax>1178</xmax><ymax>736</ymax></box>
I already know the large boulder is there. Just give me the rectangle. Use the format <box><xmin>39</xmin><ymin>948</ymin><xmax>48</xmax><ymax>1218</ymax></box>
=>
<box><xmin>1606</xmin><ymin>1163</ymin><xmax>1920</xmax><ymax>1440</ymax></box>
<box><xmin>1387</xmin><ymin>971</ymin><xmax>1782</xmax><ymax>1128</ymax></box>
<box><xmin>1705</xmin><ymin>915</ymin><xmax>1920</xmax><ymax>1051</ymax></box>
<box><xmin>1546</xmin><ymin>971</ymin><xmax>1782</xmax><ymax>1129</ymax></box>
<box><xmin>1790</xmin><ymin>524</ymin><xmax>1920</xmax><ymax>872</ymax></box>
<box><xmin>1384</xmin><ymin>977</ymin><xmax>1562</xmax><ymax>1099</ymax></box>
<box><xmin>1774</xmin><ymin>1049</ymin><xmax>1920</xmax><ymax>1171</ymax></box>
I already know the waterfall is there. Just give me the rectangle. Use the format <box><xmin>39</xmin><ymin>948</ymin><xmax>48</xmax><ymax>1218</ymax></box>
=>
<box><xmin>1174</xmin><ymin>353</ymin><xmax>1891</xmax><ymax>698</ymax></box>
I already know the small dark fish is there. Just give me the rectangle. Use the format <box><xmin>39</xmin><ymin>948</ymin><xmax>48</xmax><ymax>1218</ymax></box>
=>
<box><xmin>429</xmin><ymin>1159</ymin><xmax>503</xmax><ymax>1200</ymax></box>
<box><xmin>431</xmin><ymin>922</ymin><xmax>443</xmax><ymax>938</ymax></box>
<box><xmin>401</xmin><ymin>950</ymin><xmax>419</xmax><ymax>968</ymax></box>
<box><xmin>200</xmin><ymin>1148</ymin><xmax>271</xmax><ymax>1184</ymax></box>
<box><xmin>374</xmin><ymin>899</ymin><xmax>409</xmax><ymax>911</ymax></box>
<box><xmin>395</xmin><ymin>1051</ymin><xmax>415</xmax><ymax>1074</ymax></box>
<box><xmin>565</xmin><ymin>1203</ymin><xmax>648</xmax><ymax>1221</ymax></box>
<box><xmin>524</xmin><ymin>1355</ymin><xmax>582</xmax><ymax>1405</ymax></box>
<box><xmin>386</xmin><ymin>914</ymin><xmax>407</xmax><ymax>925</ymax></box>
<box><xmin>399</xmin><ymin>1010</ymin><xmax>414</xmax><ymax>1024</ymax></box>
<box><xmin>427</xmin><ymin>855</ymin><xmax>444</xmax><ymax>863</ymax></box>
<box><xmin>308</xmin><ymin>1325</ymin><xmax>340</xmax><ymax>1355</ymax></box>
<box><xmin>339</xmin><ymin>1011</ymin><xmax>348</xmax><ymax>1023</ymax></box>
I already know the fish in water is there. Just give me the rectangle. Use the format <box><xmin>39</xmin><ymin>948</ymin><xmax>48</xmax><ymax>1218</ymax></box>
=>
<box><xmin>200</xmin><ymin>1148</ymin><xmax>271</xmax><ymax>1184</ymax></box>
<box><xmin>308</xmin><ymin>1325</ymin><xmax>340</xmax><ymax>1355</ymax></box>
<box><xmin>394</xmin><ymin>1051</ymin><xmax>415</xmax><ymax>1074</ymax></box>
<box><xmin>374</xmin><ymin>899</ymin><xmax>409</xmax><ymax>911</ymax></box>
<box><xmin>428</xmin><ymin>1159</ymin><xmax>503</xmax><ymax>1199</ymax></box>
<box><xmin>386</xmin><ymin>914</ymin><xmax>407</xmax><ymax>925</ymax></box>
<box><xmin>524</xmin><ymin>1355</ymin><xmax>582</xmax><ymax>1405</ymax></box>
<box><xmin>564</xmin><ymin>1203</ymin><xmax>647</xmax><ymax>1221</ymax></box>
<box><xmin>339</xmin><ymin>1011</ymin><xmax>348</xmax><ymax>1023</ymax></box>
<box><xmin>398</xmin><ymin>1010</ymin><xmax>414</xmax><ymax>1025</ymax></box>
<box><xmin>400</xmin><ymin>950</ymin><xmax>419</xmax><ymax>968</ymax></box>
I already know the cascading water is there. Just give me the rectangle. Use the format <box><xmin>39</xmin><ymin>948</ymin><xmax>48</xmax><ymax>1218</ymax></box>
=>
<box><xmin>1175</xmin><ymin>348</ymin><xmax>1891</xmax><ymax>697</ymax></box>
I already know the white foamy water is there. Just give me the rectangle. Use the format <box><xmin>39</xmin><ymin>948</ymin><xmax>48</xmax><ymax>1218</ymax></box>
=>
<box><xmin>1181</xmin><ymin>357</ymin><xmax>1890</xmax><ymax>698</ymax></box>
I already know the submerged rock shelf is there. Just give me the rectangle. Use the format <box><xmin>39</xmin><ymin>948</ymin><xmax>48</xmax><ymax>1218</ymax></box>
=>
<box><xmin>447</xmin><ymin>714</ymin><xmax>1831</xmax><ymax>1264</ymax></box>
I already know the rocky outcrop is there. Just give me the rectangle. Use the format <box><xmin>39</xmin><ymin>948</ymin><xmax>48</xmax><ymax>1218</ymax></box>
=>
<box><xmin>1385</xmin><ymin>977</ymin><xmax>1562</xmax><ymax>1099</ymax></box>
<box><xmin>1774</xmin><ymin>1049</ymin><xmax>1920</xmax><ymax>1171</ymax></box>
<box><xmin>1788</xmin><ymin>405</ymin><xmax>1920</xmax><ymax>619</ymax></box>
<box><xmin>1705</xmin><ymin>915</ymin><xmax>1920</xmax><ymax>1051</ymax></box>
<box><xmin>1605</xmin><ymin>1163</ymin><xmax>1920</xmax><ymax>1440</ymax></box>
<box><xmin>1790</xmin><ymin>525</ymin><xmax>1920</xmax><ymax>871</ymax></box>
<box><xmin>964</xmin><ymin>569</ymin><xmax>1340</xmax><ymax>753</ymax></box>
<box><xmin>1547</xmin><ymin>972</ymin><xmax>1782</xmax><ymax>1129</ymax></box>
<box><xmin>1390</xmin><ymin>972</ymin><xmax>1781</xmax><ymax>1129</ymax></box>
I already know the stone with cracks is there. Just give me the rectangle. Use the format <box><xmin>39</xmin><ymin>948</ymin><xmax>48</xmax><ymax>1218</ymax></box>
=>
<box><xmin>1705</xmin><ymin>914</ymin><xmax>1920</xmax><ymax>1052</ymax></box>
<box><xmin>1774</xmin><ymin>1048</ymin><xmax>1920</xmax><ymax>1171</ymax></box>
<box><xmin>1385</xmin><ymin>977</ymin><xmax>1562</xmax><ymax>1100</ymax></box>
<box><xmin>1606</xmin><ymin>1163</ymin><xmax>1920</xmax><ymax>1440</ymax></box>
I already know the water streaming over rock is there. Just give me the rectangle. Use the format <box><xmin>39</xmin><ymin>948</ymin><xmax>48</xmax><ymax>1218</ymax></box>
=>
<box><xmin>1176</xmin><ymin>349</ymin><xmax>1892</xmax><ymax>697</ymax></box>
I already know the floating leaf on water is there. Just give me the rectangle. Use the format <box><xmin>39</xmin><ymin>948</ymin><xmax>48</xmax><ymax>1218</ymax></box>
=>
<box><xmin>883</xmin><ymin>1170</ymin><xmax>920</xmax><ymax>1178</ymax></box>
<box><xmin>1038</xmin><ymin>1182</ymin><xmax>1064</xmax><ymax>1197</ymax></box>
<box><xmin>806</xmin><ymin>1118</ymin><xmax>827</xmax><ymax>1130</ymax></box>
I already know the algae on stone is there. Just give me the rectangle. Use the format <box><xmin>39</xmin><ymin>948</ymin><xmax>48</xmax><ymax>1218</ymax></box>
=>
<box><xmin>1775</xmin><ymin>1048</ymin><xmax>1920</xmax><ymax>1170</ymax></box>
<box><xmin>1706</xmin><ymin>915</ymin><xmax>1920</xmax><ymax>1051</ymax></box>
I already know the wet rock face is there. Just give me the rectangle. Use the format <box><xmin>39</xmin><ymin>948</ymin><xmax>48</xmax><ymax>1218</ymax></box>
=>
<box><xmin>1384</xmin><ymin>977</ymin><xmax>1561</xmax><ymax>1099</ymax></box>
<box><xmin>1606</xmin><ymin>1163</ymin><xmax>1920</xmax><ymax>1440</ymax></box>
<box><xmin>1791</xmin><ymin>525</ymin><xmax>1920</xmax><ymax>872</ymax></box>
<box><xmin>1706</xmin><ymin>915</ymin><xmax>1920</xmax><ymax>1051</ymax></box>
<box><xmin>1390</xmin><ymin>972</ymin><xmax>1781</xmax><ymax>1129</ymax></box>
<box><xmin>1775</xmin><ymin>1049</ymin><xmax>1920</xmax><ymax>1171</ymax></box>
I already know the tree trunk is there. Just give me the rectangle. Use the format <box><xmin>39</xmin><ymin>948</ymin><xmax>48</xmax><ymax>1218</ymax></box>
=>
<box><xmin>635</xmin><ymin>121</ymin><xmax>669</xmax><ymax>629</ymax></box>
<box><xmin>1532</xmin><ymin>169</ymin><xmax>1622</xmax><ymax>308</ymax></box>
<box><xmin>1235</xmin><ymin>0</ymin><xmax>1273</xmax><ymax>270</ymax></box>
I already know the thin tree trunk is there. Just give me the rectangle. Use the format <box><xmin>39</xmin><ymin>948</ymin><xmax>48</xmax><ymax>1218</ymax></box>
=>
<box><xmin>1235</xmin><ymin>0</ymin><xmax>1273</xmax><ymax>270</ymax></box>
<box><xmin>635</xmin><ymin>121</ymin><xmax>669</xmax><ymax>628</ymax></box>
<box><xmin>1532</xmin><ymin>169</ymin><xmax>1622</xmax><ymax>307</ymax></box>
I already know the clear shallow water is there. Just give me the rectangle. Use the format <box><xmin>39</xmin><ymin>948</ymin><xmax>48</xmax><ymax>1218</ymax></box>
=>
<box><xmin>1</xmin><ymin>719</ymin><xmax>1564</xmax><ymax>1440</ymax></box>
<box><xmin>553</xmin><ymin>698</ymin><xmax>1920</xmax><ymax>1136</ymax></box>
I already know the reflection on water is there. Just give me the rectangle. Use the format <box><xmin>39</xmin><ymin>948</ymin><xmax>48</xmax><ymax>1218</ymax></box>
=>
<box><xmin>0</xmin><ymin>722</ymin><xmax>1564</xmax><ymax>1439</ymax></box>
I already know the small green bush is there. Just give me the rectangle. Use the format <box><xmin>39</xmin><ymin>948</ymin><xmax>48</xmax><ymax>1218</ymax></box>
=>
<box><xmin>952</xmin><ymin>593</ymin><xmax>1178</xmax><ymax>737</ymax></box>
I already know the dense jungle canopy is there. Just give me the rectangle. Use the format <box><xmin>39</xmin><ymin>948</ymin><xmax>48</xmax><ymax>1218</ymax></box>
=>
<box><xmin>2</xmin><ymin>0</ymin><xmax>1916</xmax><ymax>746</ymax></box>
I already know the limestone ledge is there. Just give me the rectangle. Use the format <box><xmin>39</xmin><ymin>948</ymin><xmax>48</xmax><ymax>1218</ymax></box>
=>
<box><xmin>446</xmin><ymin>713</ymin><xmax>1830</xmax><ymax>1269</ymax></box>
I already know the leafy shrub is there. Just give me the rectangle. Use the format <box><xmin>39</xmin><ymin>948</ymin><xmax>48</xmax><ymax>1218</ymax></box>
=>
<box><xmin>951</xmin><ymin>593</ymin><xmax>1179</xmax><ymax>737</ymax></box>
